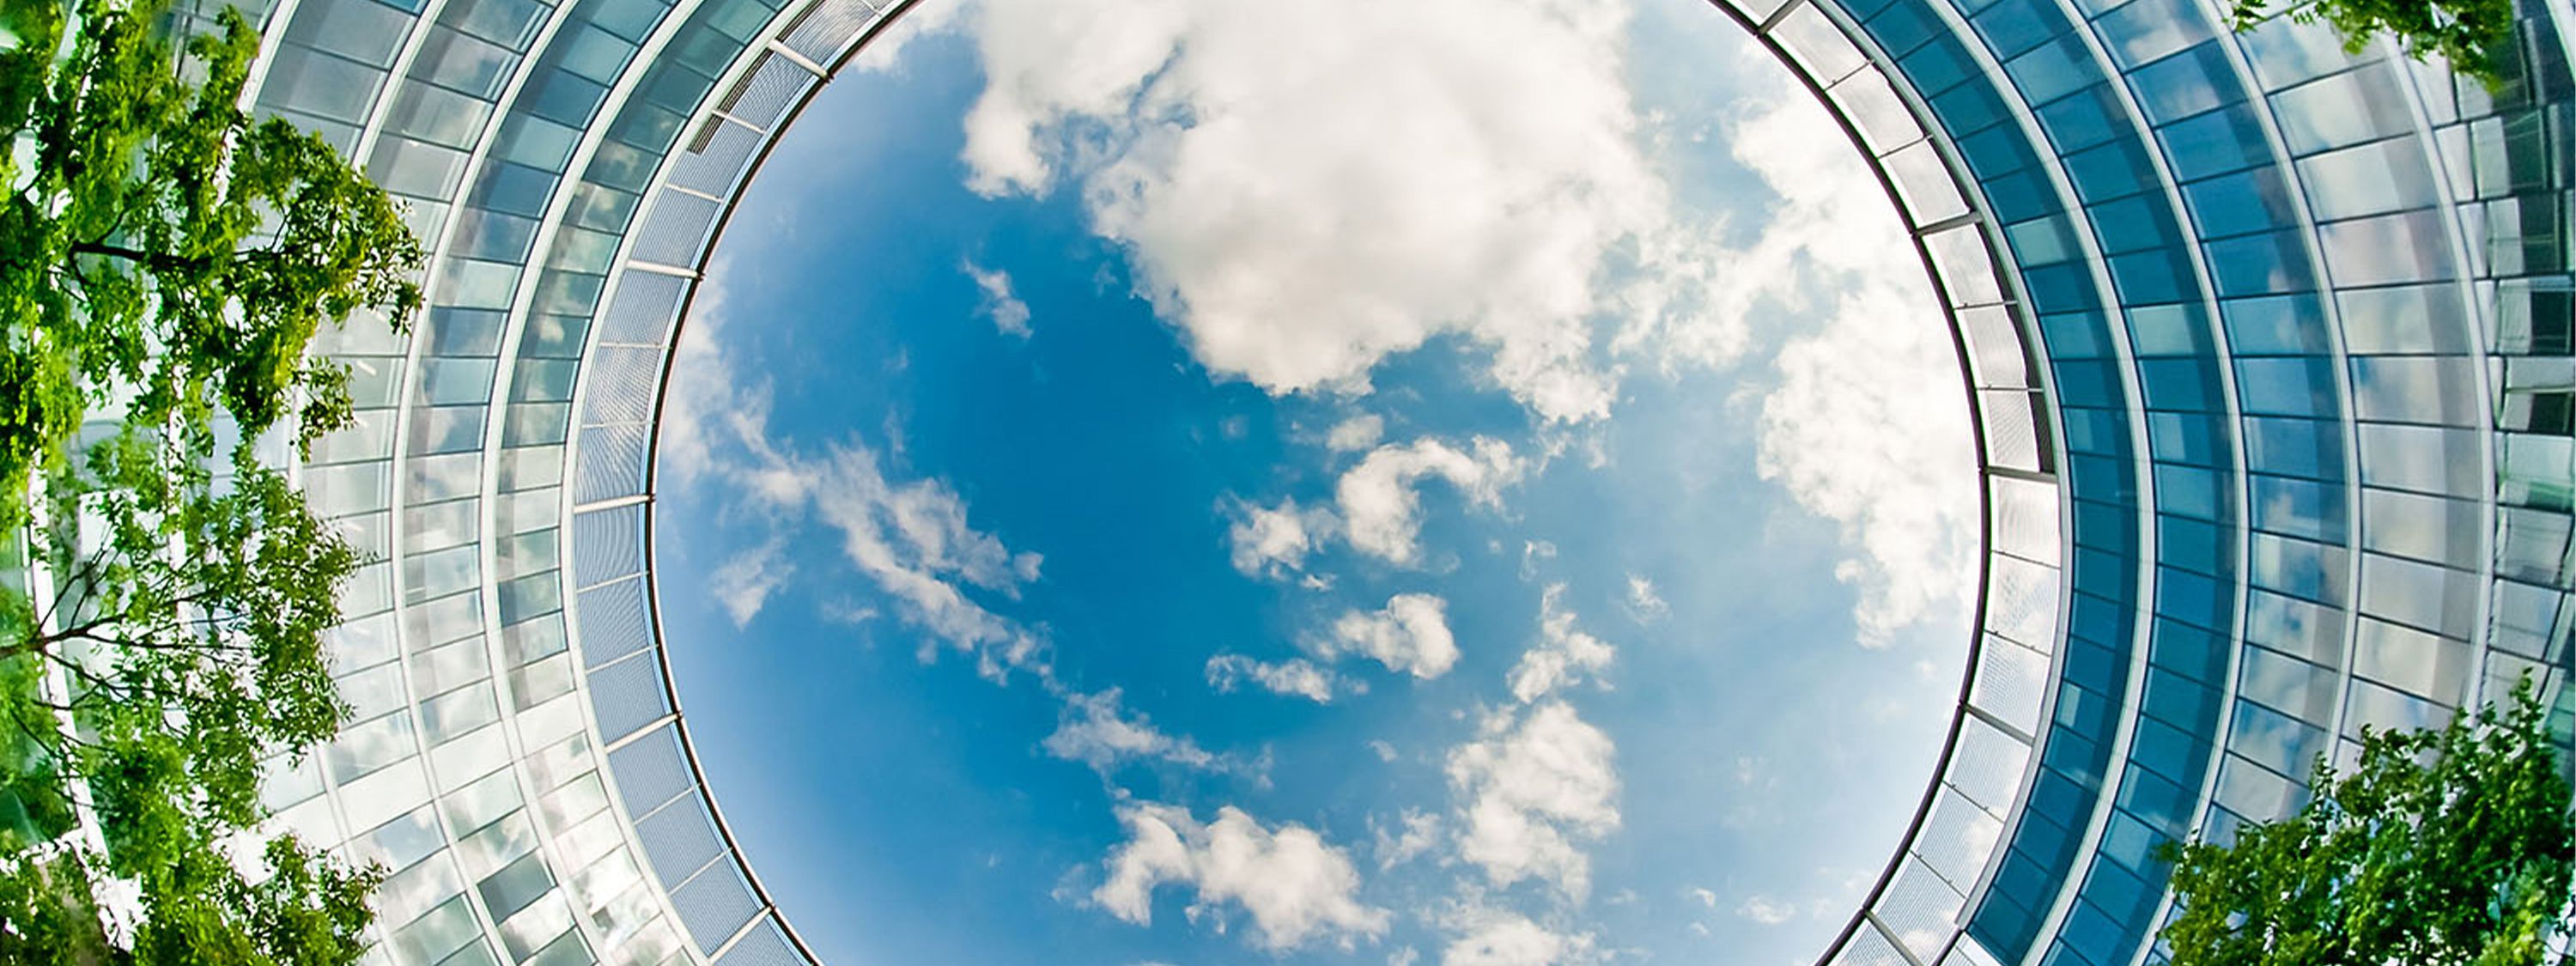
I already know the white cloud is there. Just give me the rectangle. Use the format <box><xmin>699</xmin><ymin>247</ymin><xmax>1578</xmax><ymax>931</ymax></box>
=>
<box><xmin>845</xmin><ymin>0</ymin><xmax>966</xmax><ymax>73</ymax></box>
<box><xmin>1688</xmin><ymin>887</ymin><xmax>1717</xmax><ymax>908</ymax></box>
<box><xmin>1735</xmin><ymin>896</ymin><xmax>1796</xmax><ymax>926</ymax></box>
<box><xmin>1043</xmin><ymin>689</ymin><xmax>1230</xmax><ymax>774</ymax></box>
<box><xmin>1446</xmin><ymin>702</ymin><xmax>1619</xmax><ymax>898</ymax></box>
<box><xmin>1624</xmin><ymin>574</ymin><xmax>1667</xmax><ymax>622</ymax></box>
<box><xmin>791</xmin><ymin>442</ymin><xmax>1050</xmax><ymax>677</ymax></box>
<box><xmin>1094</xmin><ymin>802</ymin><xmax>1392</xmax><ymax>952</ymax></box>
<box><xmin>1321</xmin><ymin>593</ymin><xmax>1461</xmax><ymax>680</ymax></box>
<box><xmin>1368</xmin><ymin>740</ymin><xmax>1399</xmax><ymax>762</ymax></box>
<box><xmin>709</xmin><ymin>537</ymin><xmax>793</xmax><ymax>628</ymax></box>
<box><xmin>1327</xmin><ymin>413</ymin><xmax>1386</xmax><ymax>453</ymax></box>
<box><xmin>1506</xmin><ymin>585</ymin><xmax>1616</xmax><ymax>703</ymax></box>
<box><xmin>1337</xmin><ymin>437</ymin><xmax>1523</xmax><ymax>566</ymax></box>
<box><xmin>1373</xmin><ymin>808</ymin><xmax>1441</xmax><ymax>870</ymax></box>
<box><xmin>1438</xmin><ymin>904</ymin><xmax>1598</xmax><ymax>966</ymax></box>
<box><xmin>1226</xmin><ymin>497</ymin><xmax>1334</xmax><ymax>579</ymax></box>
<box><xmin>964</xmin><ymin>260</ymin><xmax>1033</xmax><ymax>337</ymax></box>
<box><xmin>956</xmin><ymin>0</ymin><xmax>1743</xmax><ymax>424</ymax></box>
<box><xmin>1206</xmin><ymin>653</ymin><xmax>1342</xmax><ymax>703</ymax></box>
<box><xmin>663</xmin><ymin>264</ymin><xmax>1049</xmax><ymax>680</ymax></box>
<box><xmin>1728</xmin><ymin>64</ymin><xmax>1978</xmax><ymax>646</ymax></box>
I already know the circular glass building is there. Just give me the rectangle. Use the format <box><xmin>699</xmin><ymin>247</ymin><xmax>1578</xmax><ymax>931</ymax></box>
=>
<box><xmin>215</xmin><ymin>0</ymin><xmax>2576</xmax><ymax>961</ymax></box>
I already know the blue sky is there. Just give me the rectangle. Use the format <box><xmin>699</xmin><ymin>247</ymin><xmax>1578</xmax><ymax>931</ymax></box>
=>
<box><xmin>652</xmin><ymin>1</ymin><xmax>1981</xmax><ymax>963</ymax></box>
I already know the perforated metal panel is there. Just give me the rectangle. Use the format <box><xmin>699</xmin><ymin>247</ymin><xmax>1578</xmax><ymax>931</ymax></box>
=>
<box><xmin>671</xmin><ymin>861</ymin><xmax>762</xmax><ymax>955</ymax></box>
<box><xmin>575</xmin><ymin>422</ymin><xmax>653</xmax><ymax>504</ymax></box>
<box><xmin>606</xmin><ymin>725</ymin><xmax>696</xmax><ymax>817</ymax></box>
<box><xmin>629</xmin><ymin>191</ymin><xmax>726</xmax><ymax>268</ymax></box>
<box><xmin>727</xmin><ymin>53</ymin><xmax>816</xmax><ymax>131</ymax></box>
<box><xmin>670</xmin><ymin>116</ymin><xmax>766</xmax><ymax>197</ymax></box>
<box><xmin>589</xmin><ymin>649</ymin><xmax>676</xmax><ymax>742</ymax></box>
<box><xmin>578</xmin><ymin>577</ymin><xmax>660</xmax><ymax>670</ymax></box>
<box><xmin>716</xmin><ymin>920</ymin><xmax>802</xmax><ymax>966</ymax></box>
<box><xmin>574</xmin><ymin>504</ymin><xmax>648</xmax><ymax>588</ymax></box>
<box><xmin>599</xmin><ymin>272</ymin><xmax>693</xmax><ymax>348</ymax></box>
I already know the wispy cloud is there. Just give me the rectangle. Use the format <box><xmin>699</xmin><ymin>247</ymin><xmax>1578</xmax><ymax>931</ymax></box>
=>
<box><xmin>1735</xmin><ymin>895</ymin><xmax>1796</xmax><ymax>926</ymax></box>
<box><xmin>709</xmin><ymin>536</ymin><xmax>793</xmax><ymax>628</ymax></box>
<box><xmin>665</xmin><ymin>265</ymin><xmax>1046</xmax><ymax>679</ymax></box>
<box><xmin>1623</xmin><ymin>574</ymin><xmax>1667</xmax><ymax>623</ymax></box>
<box><xmin>1371</xmin><ymin>808</ymin><xmax>1442</xmax><ymax>871</ymax></box>
<box><xmin>1093</xmin><ymin>801</ymin><xmax>1391</xmax><ymax>952</ymax></box>
<box><xmin>1506</xmin><ymin>585</ymin><xmax>1615</xmax><ymax>703</ymax></box>
<box><xmin>1044</xmin><ymin>689</ymin><xmax>1250</xmax><ymax>776</ymax></box>
<box><xmin>963</xmin><ymin>259</ymin><xmax>1033</xmax><ymax>337</ymax></box>
<box><xmin>1205</xmin><ymin>653</ymin><xmax>1346</xmax><ymax>703</ymax></box>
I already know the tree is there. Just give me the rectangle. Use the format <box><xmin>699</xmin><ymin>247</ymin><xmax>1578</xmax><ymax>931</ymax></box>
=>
<box><xmin>2160</xmin><ymin>676</ymin><xmax>2576</xmax><ymax>966</ymax></box>
<box><xmin>2225</xmin><ymin>0</ymin><xmax>2520</xmax><ymax>86</ymax></box>
<box><xmin>1</xmin><ymin>0</ymin><xmax>422</xmax><ymax>527</ymax></box>
<box><xmin>1</xmin><ymin>0</ymin><xmax>422</xmax><ymax>959</ymax></box>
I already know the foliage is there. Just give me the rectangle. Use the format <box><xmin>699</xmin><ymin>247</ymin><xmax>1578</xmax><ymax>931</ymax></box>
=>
<box><xmin>0</xmin><ymin>0</ymin><xmax>423</xmax><ymax>529</ymax></box>
<box><xmin>0</xmin><ymin>0</ymin><xmax>420</xmax><ymax>959</ymax></box>
<box><xmin>2160</xmin><ymin>677</ymin><xmax>2576</xmax><ymax>966</ymax></box>
<box><xmin>2226</xmin><ymin>0</ymin><xmax>2520</xmax><ymax>86</ymax></box>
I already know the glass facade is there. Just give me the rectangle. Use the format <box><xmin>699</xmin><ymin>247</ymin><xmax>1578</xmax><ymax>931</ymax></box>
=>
<box><xmin>185</xmin><ymin>0</ymin><xmax>2576</xmax><ymax>961</ymax></box>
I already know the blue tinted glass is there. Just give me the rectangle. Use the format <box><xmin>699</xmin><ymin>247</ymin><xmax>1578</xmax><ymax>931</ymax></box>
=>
<box><xmin>2220</xmin><ymin>294</ymin><xmax>2330</xmax><ymax>354</ymax></box>
<box><xmin>2129</xmin><ymin>714</ymin><xmax>2197</xmax><ymax>782</ymax></box>
<box><xmin>2066</xmin><ymin>137</ymin><xmax>2158</xmax><ymax>203</ymax></box>
<box><xmin>2008</xmin><ymin>36</ymin><xmax>2098</xmax><ymax>104</ymax></box>
<box><xmin>2139</xmin><ymin>358</ymin><xmax>2221</xmax><ymax>411</ymax></box>
<box><xmin>2250</xmin><ymin>473</ymin><xmax>2348</xmax><ymax>542</ymax></box>
<box><xmin>2148</xmin><ymin>410</ymin><xmax>2225</xmax><ymax>465</ymax></box>
<box><xmin>2129</xmin><ymin>41</ymin><xmax>2242</xmax><ymax>124</ymax></box>
<box><xmin>2159</xmin><ymin>102</ymin><xmax>2270</xmax><ymax>180</ymax></box>
<box><xmin>2245</xmin><ymin>416</ymin><xmax>2343</xmax><ymax>479</ymax></box>
<box><xmin>2036</xmin><ymin>83</ymin><xmax>2123</xmax><ymax>153</ymax></box>
<box><xmin>1990</xmin><ymin>169</ymin><xmax>2069</xmax><ymax>222</ymax></box>
<box><xmin>1960</xmin><ymin>125</ymin><xmax>2041</xmax><ymax>179</ymax></box>
<box><xmin>2091</xmin><ymin>195</ymin><xmax>2180</xmax><ymax>253</ymax></box>
<box><xmin>2069</xmin><ymin>456</ymin><xmax>2140</xmax><ymax>508</ymax></box>
<box><xmin>2074</xmin><ymin>545</ymin><xmax>2136</xmax><ymax>598</ymax></box>
<box><xmin>524</xmin><ymin>70</ymin><xmax>609</xmax><ymax>127</ymax></box>
<box><xmin>2236</xmin><ymin>355</ymin><xmax>2340</xmax><ymax>418</ymax></box>
<box><xmin>2143</xmin><ymin>665</ymin><xmax>2222</xmax><ymax>726</ymax></box>
<box><xmin>2148</xmin><ymin>617</ymin><xmax>2227</xmax><ymax>680</ymax></box>
<box><xmin>1933</xmin><ymin>76</ymin><xmax>2014</xmax><ymax>133</ymax></box>
<box><xmin>1972</xmin><ymin>0</ymin><xmax>2067</xmax><ymax>58</ymax></box>
<box><xmin>2026</xmin><ymin>262</ymin><xmax>2103</xmax><ymax>314</ymax></box>
<box><xmin>2205</xmin><ymin>231</ymin><xmax>2314</xmax><ymax>296</ymax></box>
<box><xmin>2111</xmin><ymin>247</ymin><xmax>2194</xmax><ymax>305</ymax></box>
<box><xmin>1872</xmin><ymin>1</ymin><xmax>1948</xmax><ymax>62</ymax></box>
<box><xmin>2041</xmin><ymin>310</ymin><xmax>2113</xmax><ymax>357</ymax></box>
<box><xmin>2071</xmin><ymin>586</ymin><xmax>2133</xmax><ymax>646</ymax></box>
<box><xmin>2156</xmin><ymin>565</ymin><xmax>2227</xmax><ymax>629</ymax></box>
<box><xmin>2117</xmin><ymin>759</ymin><xmax>2197</xmax><ymax>829</ymax></box>
<box><xmin>2075</xmin><ymin>498</ymin><xmax>2136</xmax><ymax>549</ymax></box>
<box><xmin>2158</xmin><ymin>513</ymin><xmax>2227</xmax><ymax>574</ymax></box>
<box><xmin>2044</xmin><ymin>730</ymin><xmax>2111</xmax><ymax>780</ymax></box>
<box><xmin>472</xmin><ymin>161</ymin><xmax>557</xmax><ymax>218</ymax></box>
<box><xmin>2184</xmin><ymin>167</ymin><xmax>2300</xmax><ymax>238</ymax></box>
<box><xmin>2154</xmin><ymin>463</ymin><xmax>2219</xmax><ymax>518</ymax></box>
<box><xmin>2253</xmin><ymin>534</ymin><xmax>2348</xmax><ymax>605</ymax></box>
